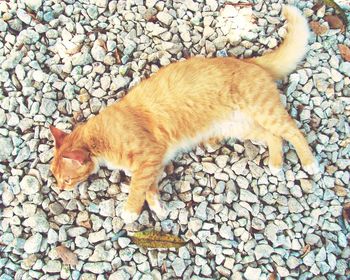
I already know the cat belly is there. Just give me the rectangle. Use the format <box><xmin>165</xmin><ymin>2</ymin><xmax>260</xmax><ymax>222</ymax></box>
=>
<box><xmin>212</xmin><ymin>110</ymin><xmax>253</xmax><ymax>139</ymax></box>
<box><xmin>163</xmin><ymin>110</ymin><xmax>253</xmax><ymax>164</ymax></box>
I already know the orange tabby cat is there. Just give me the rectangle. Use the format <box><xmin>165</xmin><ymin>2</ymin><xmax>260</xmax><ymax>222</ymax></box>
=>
<box><xmin>50</xmin><ymin>6</ymin><xmax>319</xmax><ymax>223</ymax></box>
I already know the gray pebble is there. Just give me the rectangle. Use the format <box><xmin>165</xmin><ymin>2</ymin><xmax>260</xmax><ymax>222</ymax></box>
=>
<box><xmin>244</xmin><ymin>267</ymin><xmax>261</xmax><ymax>280</ymax></box>
<box><xmin>0</xmin><ymin>137</ymin><xmax>13</xmax><ymax>162</ymax></box>
<box><xmin>93</xmin><ymin>0</ymin><xmax>108</xmax><ymax>8</ymax></box>
<box><xmin>43</xmin><ymin>260</ymin><xmax>61</xmax><ymax>273</ymax></box>
<box><xmin>91</xmin><ymin>43</ymin><xmax>106</xmax><ymax>62</ymax></box>
<box><xmin>195</xmin><ymin>201</ymin><xmax>208</xmax><ymax>220</ymax></box>
<box><xmin>315</xmin><ymin>247</ymin><xmax>326</xmax><ymax>262</ymax></box>
<box><xmin>303</xmin><ymin>251</ymin><xmax>315</xmax><ymax>266</ymax></box>
<box><xmin>23</xmin><ymin>213</ymin><xmax>50</xmax><ymax>232</ymax></box>
<box><xmin>255</xmin><ymin>244</ymin><xmax>273</xmax><ymax>260</ymax></box>
<box><xmin>88</xmin><ymin>229</ymin><xmax>107</xmax><ymax>243</ymax></box>
<box><xmin>288</xmin><ymin>197</ymin><xmax>304</xmax><ymax>213</ymax></box>
<box><xmin>339</xmin><ymin>62</ymin><xmax>350</xmax><ymax>76</ymax></box>
<box><xmin>15</xmin><ymin>146</ymin><xmax>31</xmax><ymax>164</ymax></box>
<box><xmin>40</xmin><ymin>98</ymin><xmax>57</xmax><ymax>117</ymax></box>
<box><xmin>0</xmin><ymin>69</ymin><xmax>9</xmax><ymax>82</ymax></box>
<box><xmin>24</xmin><ymin>0</ymin><xmax>42</xmax><ymax>11</ymax></box>
<box><xmin>110</xmin><ymin>270</ymin><xmax>130</xmax><ymax>280</ymax></box>
<box><xmin>18</xmin><ymin>29</ymin><xmax>40</xmax><ymax>44</ymax></box>
<box><xmin>252</xmin><ymin>217</ymin><xmax>265</xmax><ymax>230</ymax></box>
<box><xmin>172</xmin><ymin>258</ymin><xmax>186</xmax><ymax>277</ymax></box>
<box><xmin>83</xmin><ymin>262</ymin><xmax>111</xmax><ymax>274</ymax></box>
<box><xmin>1</xmin><ymin>51</ymin><xmax>24</xmax><ymax>70</ymax></box>
<box><xmin>219</xmin><ymin>224</ymin><xmax>234</xmax><ymax>239</ymax></box>
<box><xmin>76</xmin><ymin>236</ymin><xmax>89</xmax><ymax>248</ymax></box>
<box><xmin>87</xmin><ymin>6</ymin><xmax>99</xmax><ymax>20</ymax></box>
<box><xmin>240</xmin><ymin>189</ymin><xmax>258</xmax><ymax>203</ymax></box>
<box><xmin>231</xmin><ymin>158</ymin><xmax>248</xmax><ymax>175</ymax></box>
<box><xmin>47</xmin><ymin>229</ymin><xmax>58</xmax><ymax>244</ymax></box>
<box><xmin>287</xmin><ymin>255</ymin><xmax>300</xmax><ymax>269</ymax></box>
<box><xmin>24</xmin><ymin>233</ymin><xmax>42</xmax><ymax>254</ymax></box>
<box><xmin>20</xmin><ymin>175</ymin><xmax>40</xmax><ymax>195</ymax></box>
<box><xmin>202</xmin><ymin>162</ymin><xmax>218</xmax><ymax>174</ymax></box>
<box><xmin>17</xmin><ymin>9</ymin><xmax>31</xmax><ymax>24</ymax></box>
<box><xmin>99</xmin><ymin>199</ymin><xmax>115</xmax><ymax>217</ymax></box>
<box><xmin>72</xmin><ymin>52</ymin><xmax>93</xmax><ymax>66</ymax></box>
<box><xmin>118</xmin><ymin>237</ymin><xmax>131</xmax><ymax>248</ymax></box>
<box><xmin>157</xmin><ymin>11</ymin><xmax>173</xmax><ymax>26</ymax></box>
<box><xmin>318</xmin><ymin>261</ymin><xmax>330</xmax><ymax>275</ymax></box>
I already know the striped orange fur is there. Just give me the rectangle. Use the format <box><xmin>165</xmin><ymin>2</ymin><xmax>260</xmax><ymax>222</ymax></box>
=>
<box><xmin>50</xmin><ymin>6</ymin><xmax>318</xmax><ymax>223</ymax></box>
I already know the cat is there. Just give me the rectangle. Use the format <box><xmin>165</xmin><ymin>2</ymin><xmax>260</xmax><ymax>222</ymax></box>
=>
<box><xmin>49</xmin><ymin>5</ymin><xmax>319</xmax><ymax>224</ymax></box>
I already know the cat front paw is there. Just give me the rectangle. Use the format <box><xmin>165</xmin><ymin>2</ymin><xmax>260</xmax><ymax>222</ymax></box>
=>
<box><xmin>148</xmin><ymin>195</ymin><xmax>169</xmax><ymax>221</ymax></box>
<box><xmin>269</xmin><ymin>163</ymin><xmax>282</xmax><ymax>176</ymax></box>
<box><xmin>120</xmin><ymin>206</ymin><xmax>140</xmax><ymax>224</ymax></box>
<box><xmin>304</xmin><ymin>159</ymin><xmax>320</xmax><ymax>175</ymax></box>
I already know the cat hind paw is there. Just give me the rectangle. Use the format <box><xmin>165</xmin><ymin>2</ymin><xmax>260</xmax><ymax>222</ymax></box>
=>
<box><xmin>304</xmin><ymin>160</ymin><xmax>320</xmax><ymax>175</ymax></box>
<box><xmin>269</xmin><ymin>164</ymin><xmax>282</xmax><ymax>176</ymax></box>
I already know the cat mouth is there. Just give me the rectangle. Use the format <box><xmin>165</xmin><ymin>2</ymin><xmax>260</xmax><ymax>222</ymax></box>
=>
<box><xmin>54</xmin><ymin>175</ymin><xmax>87</xmax><ymax>191</ymax></box>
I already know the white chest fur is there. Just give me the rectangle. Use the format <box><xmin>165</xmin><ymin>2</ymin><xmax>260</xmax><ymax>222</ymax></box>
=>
<box><xmin>163</xmin><ymin>110</ymin><xmax>253</xmax><ymax>164</ymax></box>
<box><xmin>98</xmin><ymin>158</ymin><xmax>132</xmax><ymax>176</ymax></box>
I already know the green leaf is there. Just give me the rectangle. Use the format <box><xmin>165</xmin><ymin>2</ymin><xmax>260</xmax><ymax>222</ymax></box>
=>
<box><xmin>129</xmin><ymin>229</ymin><xmax>186</xmax><ymax>249</ymax></box>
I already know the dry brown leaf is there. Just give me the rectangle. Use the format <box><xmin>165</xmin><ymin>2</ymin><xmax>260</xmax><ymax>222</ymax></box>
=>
<box><xmin>56</xmin><ymin>245</ymin><xmax>78</xmax><ymax>265</ymax></box>
<box><xmin>161</xmin><ymin>261</ymin><xmax>167</xmax><ymax>273</ymax></box>
<box><xmin>301</xmin><ymin>244</ymin><xmax>311</xmax><ymax>258</ymax></box>
<box><xmin>323</xmin><ymin>0</ymin><xmax>348</xmax><ymax>27</ymax></box>
<box><xmin>268</xmin><ymin>270</ymin><xmax>278</xmax><ymax>280</ymax></box>
<box><xmin>129</xmin><ymin>229</ymin><xmax>186</xmax><ymax>249</ymax></box>
<box><xmin>114</xmin><ymin>49</ymin><xmax>121</xmax><ymax>64</ymax></box>
<box><xmin>324</xmin><ymin>15</ymin><xmax>345</xmax><ymax>31</ymax></box>
<box><xmin>66</xmin><ymin>44</ymin><xmax>82</xmax><ymax>55</ymax></box>
<box><xmin>72</xmin><ymin>111</ymin><xmax>84</xmax><ymax>124</ymax></box>
<box><xmin>326</xmin><ymin>165</ymin><xmax>337</xmax><ymax>174</ymax></box>
<box><xmin>78</xmin><ymin>219</ymin><xmax>92</xmax><ymax>229</ymax></box>
<box><xmin>147</xmin><ymin>15</ymin><xmax>158</xmax><ymax>23</ymax></box>
<box><xmin>310</xmin><ymin>21</ymin><xmax>328</xmax><ymax>35</ymax></box>
<box><xmin>312</xmin><ymin>2</ymin><xmax>324</xmax><ymax>12</ymax></box>
<box><xmin>183</xmin><ymin>48</ymin><xmax>191</xmax><ymax>59</ymax></box>
<box><xmin>164</xmin><ymin>162</ymin><xmax>174</xmax><ymax>175</ymax></box>
<box><xmin>334</xmin><ymin>185</ymin><xmax>348</xmax><ymax>197</ymax></box>
<box><xmin>95</xmin><ymin>39</ymin><xmax>107</xmax><ymax>51</ymax></box>
<box><xmin>339</xmin><ymin>137</ymin><xmax>350</xmax><ymax>147</ymax></box>
<box><xmin>342</xmin><ymin>202</ymin><xmax>350</xmax><ymax>223</ymax></box>
<box><xmin>338</xmin><ymin>44</ymin><xmax>350</xmax><ymax>62</ymax></box>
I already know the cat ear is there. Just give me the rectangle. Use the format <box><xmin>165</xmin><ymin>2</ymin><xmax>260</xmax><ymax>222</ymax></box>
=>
<box><xmin>62</xmin><ymin>149</ymin><xmax>90</xmax><ymax>165</ymax></box>
<box><xmin>49</xmin><ymin>125</ymin><xmax>68</xmax><ymax>148</ymax></box>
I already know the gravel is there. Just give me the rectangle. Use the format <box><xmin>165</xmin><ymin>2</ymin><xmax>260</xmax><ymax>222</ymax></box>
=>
<box><xmin>0</xmin><ymin>136</ymin><xmax>13</xmax><ymax>161</ymax></box>
<box><xmin>23</xmin><ymin>233</ymin><xmax>43</xmax><ymax>254</ymax></box>
<box><xmin>20</xmin><ymin>175</ymin><xmax>40</xmax><ymax>195</ymax></box>
<box><xmin>0</xmin><ymin>0</ymin><xmax>349</xmax><ymax>279</ymax></box>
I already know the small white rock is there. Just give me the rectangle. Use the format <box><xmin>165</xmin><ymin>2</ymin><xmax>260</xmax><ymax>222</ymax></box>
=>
<box><xmin>244</xmin><ymin>267</ymin><xmax>261</xmax><ymax>280</ymax></box>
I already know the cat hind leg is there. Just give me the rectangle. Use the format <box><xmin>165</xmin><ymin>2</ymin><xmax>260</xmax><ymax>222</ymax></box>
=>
<box><xmin>251</xmin><ymin>104</ymin><xmax>319</xmax><ymax>175</ymax></box>
<box><xmin>245</xmin><ymin>125</ymin><xmax>284</xmax><ymax>175</ymax></box>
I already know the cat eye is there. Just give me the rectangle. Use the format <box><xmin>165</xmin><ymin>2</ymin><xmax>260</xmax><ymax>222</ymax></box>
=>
<box><xmin>64</xmin><ymin>178</ymin><xmax>71</xmax><ymax>184</ymax></box>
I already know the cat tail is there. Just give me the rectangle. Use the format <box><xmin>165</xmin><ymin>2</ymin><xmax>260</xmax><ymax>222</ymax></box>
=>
<box><xmin>247</xmin><ymin>5</ymin><xmax>309</xmax><ymax>80</ymax></box>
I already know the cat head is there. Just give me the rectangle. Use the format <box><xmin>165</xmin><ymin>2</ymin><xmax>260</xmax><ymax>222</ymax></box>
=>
<box><xmin>49</xmin><ymin>125</ymin><xmax>96</xmax><ymax>190</ymax></box>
